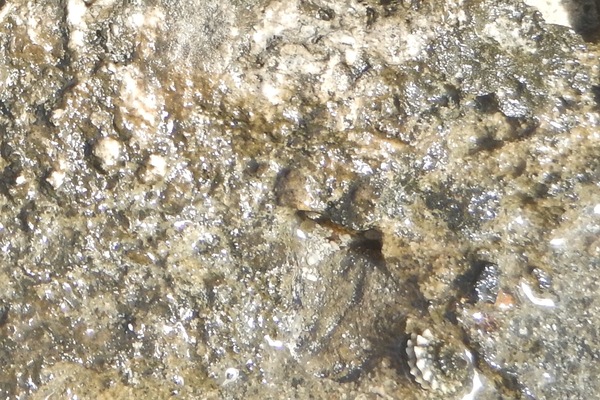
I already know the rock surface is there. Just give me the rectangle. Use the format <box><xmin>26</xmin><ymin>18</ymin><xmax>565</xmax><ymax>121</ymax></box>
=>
<box><xmin>0</xmin><ymin>0</ymin><xmax>599</xmax><ymax>398</ymax></box>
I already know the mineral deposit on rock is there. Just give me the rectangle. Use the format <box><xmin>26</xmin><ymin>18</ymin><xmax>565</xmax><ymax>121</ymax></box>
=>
<box><xmin>0</xmin><ymin>0</ymin><xmax>599</xmax><ymax>399</ymax></box>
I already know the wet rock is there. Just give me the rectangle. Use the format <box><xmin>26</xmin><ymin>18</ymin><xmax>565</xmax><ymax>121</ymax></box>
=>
<box><xmin>0</xmin><ymin>0</ymin><xmax>599</xmax><ymax>398</ymax></box>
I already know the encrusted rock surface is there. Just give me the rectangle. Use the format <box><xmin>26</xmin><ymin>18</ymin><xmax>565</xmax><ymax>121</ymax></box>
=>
<box><xmin>0</xmin><ymin>0</ymin><xmax>599</xmax><ymax>398</ymax></box>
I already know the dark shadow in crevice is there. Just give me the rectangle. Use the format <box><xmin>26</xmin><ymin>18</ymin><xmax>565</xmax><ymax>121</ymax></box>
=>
<box><xmin>474</xmin><ymin>93</ymin><xmax>499</xmax><ymax>114</ymax></box>
<box><xmin>453</xmin><ymin>259</ymin><xmax>500</xmax><ymax>305</ymax></box>
<box><xmin>591</xmin><ymin>85</ymin><xmax>600</xmax><ymax>109</ymax></box>
<box><xmin>567</xmin><ymin>0</ymin><xmax>600</xmax><ymax>41</ymax></box>
<box><xmin>349</xmin><ymin>228</ymin><xmax>383</xmax><ymax>254</ymax></box>
<box><xmin>336</xmin><ymin>312</ymin><xmax>412</xmax><ymax>385</ymax></box>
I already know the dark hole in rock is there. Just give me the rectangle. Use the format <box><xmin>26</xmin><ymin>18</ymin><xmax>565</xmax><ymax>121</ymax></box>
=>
<box><xmin>455</xmin><ymin>260</ymin><xmax>500</xmax><ymax>304</ymax></box>
<box><xmin>0</xmin><ymin>100</ymin><xmax>11</xmax><ymax>118</ymax></box>
<box><xmin>506</xmin><ymin>116</ymin><xmax>538</xmax><ymax>139</ymax></box>
<box><xmin>474</xmin><ymin>93</ymin><xmax>499</xmax><ymax>113</ymax></box>
<box><xmin>351</xmin><ymin>228</ymin><xmax>384</xmax><ymax>254</ymax></box>
<box><xmin>471</xmin><ymin>134</ymin><xmax>502</xmax><ymax>153</ymax></box>
<box><xmin>316</xmin><ymin>7</ymin><xmax>335</xmax><ymax>21</ymax></box>
<box><xmin>18</xmin><ymin>202</ymin><xmax>37</xmax><ymax>233</ymax></box>
<box><xmin>0</xmin><ymin>305</ymin><xmax>7</xmax><ymax>326</ymax></box>
<box><xmin>592</xmin><ymin>85</ymin><xmax>600</xmax><ymax>108</ymax></box>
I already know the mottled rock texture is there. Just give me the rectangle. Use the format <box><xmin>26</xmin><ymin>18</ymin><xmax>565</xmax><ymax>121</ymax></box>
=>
<box><xmin>0</xmin><ymin>0</ymin><xmax>599</xmax><ymax>398</ymax></box>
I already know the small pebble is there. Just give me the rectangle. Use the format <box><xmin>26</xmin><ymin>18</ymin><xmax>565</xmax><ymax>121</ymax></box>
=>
<box><xmin>47</xmin><ymin>170</ymin><xmax>66</xmax><ymax>189</ymax></box>
<box><xmin>93</xmin><ymin>137</ymin><xmax>121</xmax><ymax>169</ymax></box>
<box><xmin>139</xmin><ymin>154</ymin><xmax>167</xmax><ymax>183</ymax></box>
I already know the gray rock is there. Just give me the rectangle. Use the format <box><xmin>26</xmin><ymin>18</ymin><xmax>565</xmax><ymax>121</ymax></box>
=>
<box><xmin>0</xmin><ymin>0</ymin><xmax>598</xmax><ymax>398</ymax></box>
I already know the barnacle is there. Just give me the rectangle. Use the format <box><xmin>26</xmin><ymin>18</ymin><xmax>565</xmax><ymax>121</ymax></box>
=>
<box><xmin>406</xmin><ymin>327</ymin><xmax>476</xmax><ymax>396</ymax></box>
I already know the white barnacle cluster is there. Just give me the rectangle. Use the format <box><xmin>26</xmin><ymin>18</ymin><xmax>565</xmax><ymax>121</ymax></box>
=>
<box><xmin>407</xmin><ymin>328</ymin><xmax>440</xmax><ymax>390</ymax></box>
<box><xmin>406</xmin><ymin>327</ymin><xmax>476</xmax><ymax>396</ymax></box>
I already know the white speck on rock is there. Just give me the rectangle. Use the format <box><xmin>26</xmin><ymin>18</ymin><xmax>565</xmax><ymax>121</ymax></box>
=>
<box><xmin>296</xmin><ymin>228</ymin><xmax>307</xmax><ymax>239</ymax></box>
<box><xmin>14</xmin><ymin>175</ymin><xmax>27</xmax><ymax>186</ymax></box>
<box><xmin>0</xmin><ymin>3</ymin><xmax>13</xmax><ymax>23</ymax></box>
<box><xmin>94</xmin><ymin>137</ymin><xmax>121</xmax><ymax>169</ymax></box>
<box><xmin>66</xmin><ymin>0</ymin><xmax>86</xmax><ymax>27</ymax></box>
<box><xmin>265</xmin><ymin>335</ymin><xmax>285</xmax><ymax>349</ymax></box>
<box><xmin>223</xmin><ymin>367</ymin><xmax>240</xmax><ymax>385</ymax></box>
<box><xmin>146</xmin><ymin>154</ymin><xmax>167</xmax><ymax>177</ymax></box>
<box><xmin>47</xmin><ymin>170</ymin><xmax>66</xmax><ymax>189</ymax></box>
<box><xmin>139</xmin><ymin>154</ymin><xmax>167</xmax><ymax>183</ymax></box>
<box><xmin>520</xmin><ymin>281</ymin><xmax>556</xmax><ymax>308</ymax></box>
<box><xmin>66</xmin><ymin>0</ymin><xmax>88</xmax><ymax>50</ymax></box>
<box><xmin>306</xmin><ymin>253</ymin><xmax>320</xmax><ymax>266</ymax></box>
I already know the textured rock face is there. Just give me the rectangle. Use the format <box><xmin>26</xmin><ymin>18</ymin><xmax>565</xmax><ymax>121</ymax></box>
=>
<box><xmin>0</xmin><ymin>0</ymin><xmax>599</xmax><ymax>398</ymax></box>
